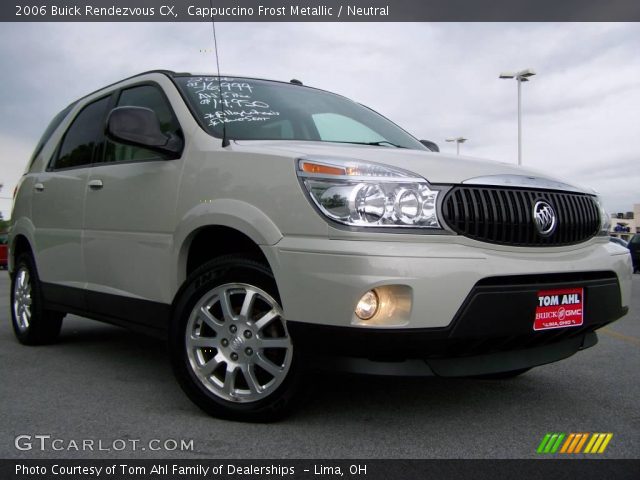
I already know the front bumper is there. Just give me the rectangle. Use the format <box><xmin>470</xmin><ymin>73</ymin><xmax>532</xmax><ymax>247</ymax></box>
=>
<box><xmin>287</xmin><ymin>271</ymin><xmax>627</xmax><ymax>359</ymax></box>
<box><xmin>264</xmin><ymin>236</ymin><xmax>631</xmax><ymax>375</ymax></box>
<box><xmin>286</xmin><ymin>272</ymin><xmax>627</xmax><ymax>376</ymax></box>
<box><xmin>266</xmin><ymin>236</ymin><xmax>632</xmax><ymax>329</ymax></box>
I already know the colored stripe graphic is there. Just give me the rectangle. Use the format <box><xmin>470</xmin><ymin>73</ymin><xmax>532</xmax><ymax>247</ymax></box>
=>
<box><xmin>550</xmin><ymin>434</ymin><xmax>565</xmax><ymax>453</ymax></box>
<box><xmin>585</xmin><ymin>433</ymin><xmax>613</xmax><ymax>454</ymax></box>
<box><xmin>584</xmin><ymin>433</ymin><xmax>599</xmax><ymax>453</ymax></box>
<box><xmin>537</xmin><ymin>434</ymin><xmax>552</xmax><ymax>453</ymax></box>
<box><xmin>538</xmin><ymin>433</ymin><xmax>613</xmax><ymax>454</ymax></box>
<box><xmin>560</xmin><ymin>433</ymin><xmax>575</xmax><ymax>453</ymax></box>
<box><xmin>566</xmin><ymin>434</ymin><xmax>579</xmax><ymax>453</ymax></box>
<box><xmin>574</xmin><ymin>433</ymin><xmax>589</xmax><ymax>453</ymax></box>
<box><xmin>567</xmin><ymin>433</ymin><xmax>585</xmax><ymax>453</ymax></box>
<box><xmin>537</xmin><ymin>433</ymin><xmax>565</xmax><ymax>454</ymax></box>
<box><xmin>544</xmin><ymin>434</ymin><xmax>559</xmax><ymax>453</ymax></box>
<box><xmin>597</xmin><ymin>433</ymin><xmax>613</xmax><ymax>453</ymax></box>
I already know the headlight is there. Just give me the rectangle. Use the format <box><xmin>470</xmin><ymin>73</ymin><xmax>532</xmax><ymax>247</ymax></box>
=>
<box><xmin>595</xmin><ymin>196</ymin><xmax>611</xmax><ymax>235</ymax></box>
<box><xmin>297</xmin><ymin>157</ymin><xmax>441</xmax><ymax>229</ymax></box>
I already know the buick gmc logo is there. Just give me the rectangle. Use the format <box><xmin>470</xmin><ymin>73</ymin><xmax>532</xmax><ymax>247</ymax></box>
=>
<box><xmin>533</xmin><ymin>200</ymin><xmax>557</xmax><ymax>236</ymax></box>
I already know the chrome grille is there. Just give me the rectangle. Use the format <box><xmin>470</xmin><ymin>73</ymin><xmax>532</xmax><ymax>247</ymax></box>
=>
<box><xmin>442</xmin><ymin>186</ymin><xmax>600</xmax><ymax>246</ymax></box>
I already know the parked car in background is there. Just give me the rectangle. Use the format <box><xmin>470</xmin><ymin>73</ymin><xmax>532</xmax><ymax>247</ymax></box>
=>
<box><xmin>629</xmin><ymin>234</ymin><xmax>640</xmax><ymax>273</ymax></box>
<box><xmin>609</xmin><ymin>236</ymin><xmax>628</xmax><ymax>248</ymax></box>
<box><xmin>0</xmin><ymin>233</ymin><xmax>8</xmax><ymax>269</ymax></box>
<box><xmin>7</xmin><ymin>70</ymin><xmax>634</xmax><ymax>421</ymax></box>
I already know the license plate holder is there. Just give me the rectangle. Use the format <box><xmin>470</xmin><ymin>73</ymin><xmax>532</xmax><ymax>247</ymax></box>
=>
<box><xmin>534</xmin><ymin>287</ymin><xmax>584</xmax><ymax>331</ymax></box>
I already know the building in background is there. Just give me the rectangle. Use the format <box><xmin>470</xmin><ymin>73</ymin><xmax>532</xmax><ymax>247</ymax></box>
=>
<box><xmin>609</xmin><ymin>204</ymin><xmax>639</xmax><ymax>242</ymax></box>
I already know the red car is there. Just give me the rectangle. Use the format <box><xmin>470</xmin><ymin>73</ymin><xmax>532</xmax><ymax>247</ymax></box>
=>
<box><xmin>0</xmin><ymin>233</ymin><xmax>7</xmax><ymax>269</ymax></box>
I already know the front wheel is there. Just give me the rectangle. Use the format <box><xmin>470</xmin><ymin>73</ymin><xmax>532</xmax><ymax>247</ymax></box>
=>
<box><xmin>170</xmin><ymin>256</ymin><xmax>302</xmax><ymax>422</ymax></box>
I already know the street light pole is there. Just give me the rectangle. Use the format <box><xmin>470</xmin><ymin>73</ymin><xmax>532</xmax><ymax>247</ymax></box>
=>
<box><xmin>500</xmin><ymin>68</ymin><xmax>536</xmax><ymax>166</ymax></box>
<box><xmin>445</xmin><ymin>137</ymin><xmax>467</xmax><ymax>155</ymax></box>
<box><xmin>517</xmin><ymin>77</ymin><xmax>522</xmax><ymax>166</ymax></box>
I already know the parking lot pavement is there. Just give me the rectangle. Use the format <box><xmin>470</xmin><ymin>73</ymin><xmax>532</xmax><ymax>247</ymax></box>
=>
<box><xmin>0</xmin><ymin>272</ymin><xmax>638</xmax><ymax>459</ymax></box>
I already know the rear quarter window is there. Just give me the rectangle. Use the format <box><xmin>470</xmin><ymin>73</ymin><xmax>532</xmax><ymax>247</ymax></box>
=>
<box><xmin>27</xmin><ymin>103</ymin><xmax>75</xmax><ymax>171</ymax></box>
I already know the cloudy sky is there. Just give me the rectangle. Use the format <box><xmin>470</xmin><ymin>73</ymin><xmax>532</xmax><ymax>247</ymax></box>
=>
<box><xmin>1</xmin><ymin>22</ymin><xmax>639</xmax><ymax>218</ymax></box>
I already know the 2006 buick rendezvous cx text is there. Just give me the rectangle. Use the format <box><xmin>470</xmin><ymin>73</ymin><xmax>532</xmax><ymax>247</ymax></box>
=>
<box><xmin>9</xmin><ymin>71</ymin><xmax>631</xmax><ymax>421</ymax></box>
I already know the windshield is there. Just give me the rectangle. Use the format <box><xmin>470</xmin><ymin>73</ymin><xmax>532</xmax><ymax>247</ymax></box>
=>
<box><xmin>175</xmin><ymin>76</ymin><xmax>427</xmax><ymax>150</ymax></box>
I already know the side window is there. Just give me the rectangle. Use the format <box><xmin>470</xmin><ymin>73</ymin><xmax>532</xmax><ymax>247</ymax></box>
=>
<box><xmin>29</xmin><ymin>102</ymin><xmax>75</xmax><ymax>171</ymax></box>
<box><xmin>104</xmin><ymin>85</ymin><xmax>180</xmax><ymax>163</ymax></box>
<box><xmin>312</xmin><ymin>113</ymin><xmax>385</xmax><ymax>144</ymax></box>
<box><xmin>52</xmin><ymin>96</ymin><xmax>110</xmax><ymax>170</ymax></box>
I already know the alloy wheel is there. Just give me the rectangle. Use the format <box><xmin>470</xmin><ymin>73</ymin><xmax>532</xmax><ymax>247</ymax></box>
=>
<box><xmin>13</xmin><ymin>266</ymin><xmax>33</xmax><ymax>333</ymax></box>
<box><xmin>185</xmin><ymin>283</ymin><xmax>293</xmax><ymax>403</ymax></box>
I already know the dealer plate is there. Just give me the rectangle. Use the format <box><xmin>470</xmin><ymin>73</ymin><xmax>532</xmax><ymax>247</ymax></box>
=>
<box><xmin>534</xmin><ymin>288</ymin><xmax>584</xmax><ymax>331</ymax></box>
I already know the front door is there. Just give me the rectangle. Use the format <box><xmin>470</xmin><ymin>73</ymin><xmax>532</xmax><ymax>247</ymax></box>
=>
<box><xmin>82</xmin><ymin>83</ymin><xmax>184</xmax><ymax>329</ymax></box>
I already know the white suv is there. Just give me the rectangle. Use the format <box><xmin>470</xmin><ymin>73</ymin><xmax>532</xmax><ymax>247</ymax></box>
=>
<box><xmin>9</xmin><ymin>71</ymin><xmax>632</xmax><ymax>421</ymax></box>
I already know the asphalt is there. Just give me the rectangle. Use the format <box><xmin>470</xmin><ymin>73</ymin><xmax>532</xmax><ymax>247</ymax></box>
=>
<box><xmin>0</xmin><ymin>272</ymin><xmax>638</xmax><ymax>459</ymax></box>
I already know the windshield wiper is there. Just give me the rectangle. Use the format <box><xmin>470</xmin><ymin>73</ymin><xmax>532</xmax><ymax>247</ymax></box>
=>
<box><xmin>331</xmin><ymin>140</ymin><xmax>407</xmax><ymax>149</ymax></box>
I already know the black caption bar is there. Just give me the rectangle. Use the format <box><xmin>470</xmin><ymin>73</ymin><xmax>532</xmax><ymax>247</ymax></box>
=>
<box><xmin>3</xmin><ymin>0</ymin><xmax>640</xmax><ymax>22</ymax></box>
<box><xmin>2</xmin><ymin>459</ymin><xmax>640</xmax><ymax>480</ymax></box>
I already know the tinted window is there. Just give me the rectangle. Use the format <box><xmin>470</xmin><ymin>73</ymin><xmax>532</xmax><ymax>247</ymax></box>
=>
<box><xmin>104</xmin><ymin>85</ymin><xmax>180</xmax><ymax>162</ymax></box>
<box><xmin>53</xmin><ymin>97</ymin><xmax>110</xmax><ymax>170</ymax></box>
<box><xmin>29</xmin><ymin>102</ymin><xmax>76</xmax><ymax>170</ymax></box>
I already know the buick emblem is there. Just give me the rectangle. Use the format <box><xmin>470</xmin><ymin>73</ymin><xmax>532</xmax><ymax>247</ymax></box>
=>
<box><xmin>533</xmin><ymin>200</ymin><xmax>557</xmax><ymax>236</ymax></box>
<box><xmin>230</xmin><ymin>336</ymin><xmax>245</xmax><ymax>352</ymax></box>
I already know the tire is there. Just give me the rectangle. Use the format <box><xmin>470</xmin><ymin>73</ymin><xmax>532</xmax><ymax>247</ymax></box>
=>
<box><xmin>11</xmin><ymin>253</ymin><xmax>64</xmax><ymax>345</ymax></box>
<box><xmin>170</xmin><ymin>255</ymin><xmax>302</xmax><ymax>422</ymax></box>
<box><xmin>471</xmin><ymin>368</ymin><xmax>531</xmax><ymax>379</ymax></box>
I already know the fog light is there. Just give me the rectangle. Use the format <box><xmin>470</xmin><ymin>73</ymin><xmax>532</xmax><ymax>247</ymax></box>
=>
<box><xmin>355</xmin><ymin>290</ymin><xmax>379</xmax><ymax>320</ymax></box>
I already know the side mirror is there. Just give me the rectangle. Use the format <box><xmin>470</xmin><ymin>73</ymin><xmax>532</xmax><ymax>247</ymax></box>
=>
<box><xmin>420</xmin><ymin>140</ymin><xmax>439</xmax><ymax>152</ymax></box>
<box><xmin>106</xmin><ymin>106</ymin><xmax>183</xmax><ymax>158</ymax></box>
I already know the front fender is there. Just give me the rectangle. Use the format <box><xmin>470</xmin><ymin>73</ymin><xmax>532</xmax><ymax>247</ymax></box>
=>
<box><xmin>172</xmin><ymin>198</ymin><xmax>283</xmax><ymax>291</ymax></box>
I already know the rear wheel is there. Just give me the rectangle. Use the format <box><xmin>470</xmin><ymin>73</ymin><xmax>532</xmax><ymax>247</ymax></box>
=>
<box><xmin>170</xmin><ymin>255</ymin><xmax>301</xmax><ymax>421</ymax></box>
<box><xmin>11</xmin><ymin>253</ymin><xmax>64</xmax><ymax>345</ymax></box>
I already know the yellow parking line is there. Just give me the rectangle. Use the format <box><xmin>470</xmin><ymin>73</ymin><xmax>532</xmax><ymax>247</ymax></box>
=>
<box><xmin>600</xmin><ymin>328</ymin><xmax>640</xmax><ymax>347</ymax></box>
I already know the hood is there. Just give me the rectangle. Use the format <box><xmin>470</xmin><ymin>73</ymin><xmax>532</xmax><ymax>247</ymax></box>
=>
<box><xmin>232</xmin><ymin>140</ymin><xmax>591</xmax><ymax>193</ymax></box>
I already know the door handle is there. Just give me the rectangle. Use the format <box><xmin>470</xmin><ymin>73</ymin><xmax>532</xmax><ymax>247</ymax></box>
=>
<box><xmin>88</xmin><ymin>179</ymin><xmax>104</xmax><ymax>190</ymax></box>
<box><xmin>34</xmin><ymin>183</ymin><xmax>45</xmax><ymax>192</ymax></box>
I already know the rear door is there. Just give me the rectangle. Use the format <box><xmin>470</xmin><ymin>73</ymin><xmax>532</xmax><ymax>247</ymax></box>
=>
<box><xmin>31</xmin><ymin>95</ymin><xmax>112</xmax><ymax>297</ymax></box>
